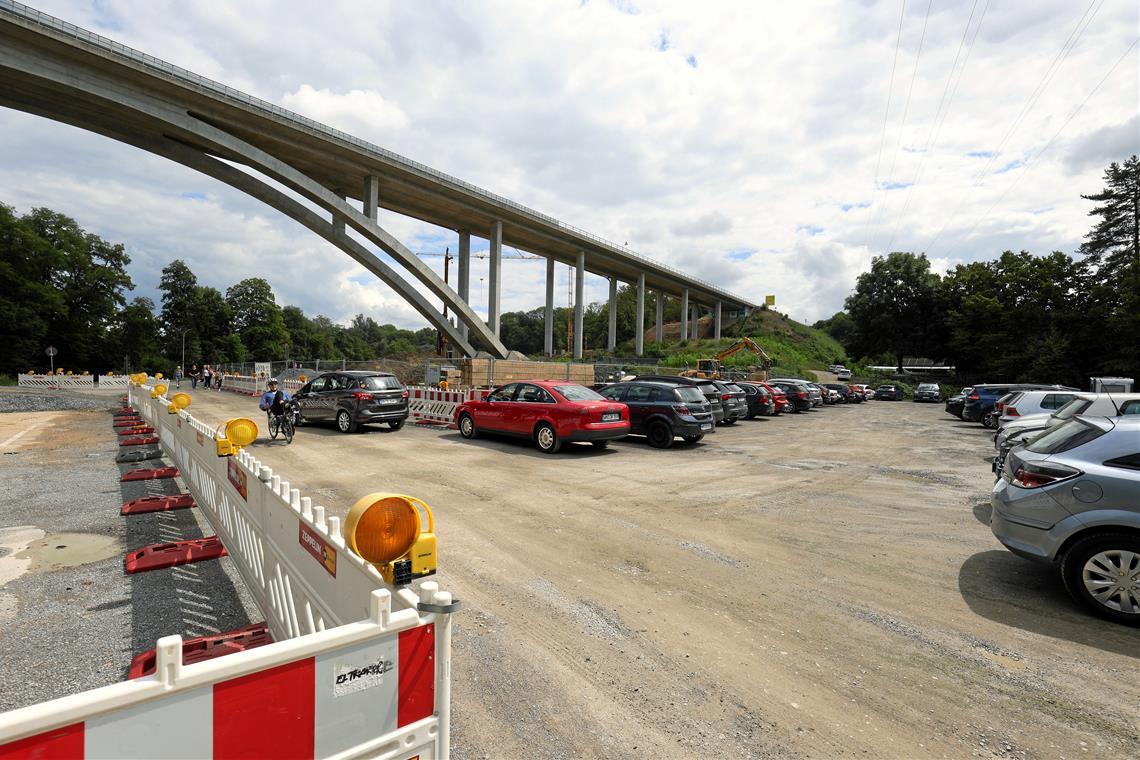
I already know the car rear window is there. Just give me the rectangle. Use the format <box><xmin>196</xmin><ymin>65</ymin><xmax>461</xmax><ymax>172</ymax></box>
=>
<box><xmin>553</xmin><ymin>385</ymin><xmax>604</xmax><ymax>401</ymax></box>
<box><xmin>696</xmin><ymin>383</ymin><xmax>718</xmax><ymax>395</ymax></box>
<box><xmin>359</xmin><ymin>375</ymin><xmax>402</xmax><ymax>390</ymax></box>
<box><xmin>1052</xmin><ymin>398</ymin><xmax>1093</xmax><ymax>420</ymax></box>
<box><xmin>1025</xmin><ymin>419</ymin><xmax>1106</xmax><ymax>455</ymax></box>
<box><xmin>725</xmin><ymin>384</ymin><xmax>745</xmax><ymax>393</ymax></box>
<box><xmin>675</xmin><ymin>386</ymin><xmax>705</xmax><ymax>403</ymax></box>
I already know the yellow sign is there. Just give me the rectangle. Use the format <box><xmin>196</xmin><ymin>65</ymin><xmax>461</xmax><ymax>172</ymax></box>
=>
<box><xmin>765</xmin><ymin>295</ymin><xmax>776</xmax><ymax>306</ymax></box>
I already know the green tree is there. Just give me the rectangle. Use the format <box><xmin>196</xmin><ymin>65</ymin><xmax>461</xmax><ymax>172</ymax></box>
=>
<box><xmin>108</xmin><ymin>296</ymin><xmax>163</xmax><ymax>372</ymax></box>
<box><xmin>225</xmin><ymin>278</ymin><xmax>289</xmax><ymax>360</ymax></box>
<box><xmin>844</xmin><ymin>252</ymin><xmax>942</xmax><ymax>371</ymax></box>
<box><xmin>0</xmin><ymin>204</ymin><xmax>66</xmax><ymax>373</ymax></box>
<box><xmin>158</xmin><ymin>260</ymin><xmax>202</xmax><ymax>361</ymax></box>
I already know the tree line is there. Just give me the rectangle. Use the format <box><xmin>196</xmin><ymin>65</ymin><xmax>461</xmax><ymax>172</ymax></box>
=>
<box><xmin>816</xmin><ymin>156</ymin><xmax>1139</xmax><ymax>387</ymax></box>
<box><xmin>0</xmin><ymin>205</ymin><xmax>436</xmax><ymax>375</ymax></box>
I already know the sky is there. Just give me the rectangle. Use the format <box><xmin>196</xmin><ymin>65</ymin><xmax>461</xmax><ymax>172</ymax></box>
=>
<box><xmin>1</xmin><ymin>0</ymin><xmax>1137</xmax><ymax>331</ymax></box>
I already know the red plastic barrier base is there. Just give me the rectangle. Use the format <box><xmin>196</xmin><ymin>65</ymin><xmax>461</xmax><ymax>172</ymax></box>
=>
<box><xmin>124</xmin><ymin>536</ymin><xmax>227</xmax><ymax>574</ymax></box>
<box><xmin>119</xmin><ymin>436</ymin><xmax>160</xmax><ymax>447</ymax></box>
<box><xmin>116</xmin><ymin>426</ymin><xmax>154</xmax><ymax>436</ymax></box>
<box><xmin>128</xmin><ymin>622</ymin><xmax>272</xmax><ymax>679</ymax></box>
<box><xmin>113</xmin><ymin>419</ymin><xmax>143</xmax><ymax>428</ymax></box>
<box><xmin>121</xmin><ymin>466</ymin><xmax>180</xmax><ymax>482</ymax></box>
<box><xmin>114</xmin><ymin>407</ymin><xmax>136</xmax><ymax>415</ymax></box>
<box><xmin>120</xmin><ymin>494</ymin><xmax>196</xmax><ymax>515</ymax></box>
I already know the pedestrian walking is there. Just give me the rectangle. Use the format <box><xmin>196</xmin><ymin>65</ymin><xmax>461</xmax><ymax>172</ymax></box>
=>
<box><xmin>216</xmin><ymin>371</ymin><xmax>224</xmax><ymax>392</ymax></box>
<box><xmin>189</xmin><ymin>364</ymin><xmax>200</xmax><ymax>390</ymax></box>
<box><xmin>174</xmin><ymin>365</ymin><xmax>183</xmax><ymax>390</ymax></box>
<box><xmin>203</xmin><ymin>365</ymin><xmax>212</xmax><ymax>389</ymax></box>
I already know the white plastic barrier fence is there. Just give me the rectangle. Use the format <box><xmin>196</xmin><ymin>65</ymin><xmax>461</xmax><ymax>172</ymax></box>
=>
<box><xmin>218</xmin><ymin>375</ymin><xmax>303</xmax><ymax>396</ymax></box>
<box><xmin>17</xmin><ymin>373</ymin><xmax>95</xmax><ymax>389</ymax></box>
<box><xmin>0</xmin><ymin>586</ymin><xmax>450</xmax><ymax>759</ymax></box>
<box><xmin>405</xmin><ymin>387</ymin><xmax>489</xmax><ymax>425</ymax></box>
<box><xmin>129</xmin><ymin>384</ymin><xmax>436</xmax><ymax>638</ymax></box>
<box><xmin>96</xmin><ymin>375</ymin><xmax>130</xmax><ymax>388</ymax></box>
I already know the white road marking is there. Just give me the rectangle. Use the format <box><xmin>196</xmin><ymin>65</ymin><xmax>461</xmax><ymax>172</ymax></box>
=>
<box><xmin>0</xmin><ymin>421</ymin><xmax>48</xmax><ymax>451</ymax></box>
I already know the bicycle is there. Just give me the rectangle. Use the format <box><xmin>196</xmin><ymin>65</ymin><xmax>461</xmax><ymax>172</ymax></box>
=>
<box><xmin>267</xmin><ymin>400</ymin><xmax>299</xmax><ymax>444</ymax></box>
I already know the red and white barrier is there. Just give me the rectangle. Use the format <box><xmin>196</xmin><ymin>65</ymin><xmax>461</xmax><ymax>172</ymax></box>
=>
<box><xmin>0</xmin><ymin>381</ymin><xmax>458</xmax><ymax>758</ymax></box>
<box><xmin>0</xmin><ymin>586</ymin><xmax>449</xmax><ymax>759</ymax></box>
<box><xmin>17</xmin><ymin>373</ymin><xmax>95</xmax><ymax>389</ymax></box>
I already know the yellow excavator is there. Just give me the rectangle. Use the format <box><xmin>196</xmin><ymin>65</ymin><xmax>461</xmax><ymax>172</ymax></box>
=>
<box><xmin>680</xmin><ymin>338</ymin><xmax>773</xmax><ymax>381</ymax></box>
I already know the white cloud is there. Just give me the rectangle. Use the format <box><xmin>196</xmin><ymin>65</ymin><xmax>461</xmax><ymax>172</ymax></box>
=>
<box><xmin>3</xmin><ymin>0</ymin><xmax>1138</xmax><ymax>329</ymax></box>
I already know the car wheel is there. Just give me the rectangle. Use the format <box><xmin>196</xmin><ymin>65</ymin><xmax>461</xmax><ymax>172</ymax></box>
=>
<box><xmin>681</xmin><ymin>434</ymin><xmax>704</xmax><ymax>444</ymax></box>
<box><xmin>534</xmin><ymin>422</ymin><xmax>562</xmax><ymax>453</ymax></box>
<box><xmin>336</xmin><ymin>409</ymin><xmax>358</xmax><ymax>434</ymax></box>
<box><xmin>591</xmin><ymin>441</ymin><xmax>609</xmax><ymax>449</ymax></box>
<box><xmin>982</xmin><ymin>411</ymin><xmax>999</xmax><ymax>429</ymax></box>
<box><xmin>458</xmin><ymin>413</ymin><xmax>478</xmax><ymax>439</ymax></box>
<box><xmin>745</xmin><ymin>411</ymin><xmax>755</xmax><ymax>420</ymax></box>
<box><xmin>721</xmin><ymin>417</ymin><xmax>737</xmax><ymax>426</ymax></box>
<box><xmin>1060</xmin><ymin>534</ymin><xmax>1140</xmax><ymax>625</ymax></box>
<box><xmin>389</xmin><ymin>419</ymin><xmax>405</xmax><ymax>431</ymax></box>
<box><xmin>647</xmin><ymin>421</ymin><xmax>674</xmax><ymax>448</ymax></box>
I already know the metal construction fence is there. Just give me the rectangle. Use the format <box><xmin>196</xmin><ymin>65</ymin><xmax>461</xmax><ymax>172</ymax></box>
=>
<box><xmin>0</xmin><ymin>380</ymin><xmax>456</xmax><ymax>758</ymax></box>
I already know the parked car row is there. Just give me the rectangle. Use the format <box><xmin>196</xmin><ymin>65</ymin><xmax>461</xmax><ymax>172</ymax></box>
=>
<box><xmin>975</xmin><ymin>388</ymin><xmax>1140</xmax><ymax>625</ymax></box>
<box><xmin>944</xmin><ymin>383</ymin><xmax>1080</xmax><ymax>429</ymax></box>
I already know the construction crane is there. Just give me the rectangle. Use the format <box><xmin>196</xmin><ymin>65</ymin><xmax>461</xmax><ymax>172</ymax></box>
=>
<box><xmin>680</xmin><ymin>337</ymin><xmax>773</xmax><ymax>381</ymax></box>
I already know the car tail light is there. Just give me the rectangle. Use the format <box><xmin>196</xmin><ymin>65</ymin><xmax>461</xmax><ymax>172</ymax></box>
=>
<box><xmin>1011</xmin><ymin>461</ymin><xmax>1080</xmax><ymax>489</ymax></box>
<box><xmin>1006</xmin><ymin>406</ymin><xmax>1019</xmax><ymax>417</ymax></box>
<box><xmin>350</xmin><ymin>391</ymin><xmax>374</xmax><ymax>400</ymax></box>
<box><xmin>968</xmin><ymin>392</ymin><xmax>980</xmax><ymax>401</ymax></box>
<box><xmin>797</xmin><ymin>391</ymin><xmax>807</xmax><ymax>399</ymax></box>
<box><xmin>672</xmin><ymin>405</ymin><xmax>691</xmax><ymax>415</ymax></box>
<box><xmin>720</xmin><ymin>393</ymin><xmax>731</xmax><ymax>401</ymax></box>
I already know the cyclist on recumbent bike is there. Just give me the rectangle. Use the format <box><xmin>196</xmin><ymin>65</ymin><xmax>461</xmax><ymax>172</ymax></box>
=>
<box><xmin>259</xmin><ymin>378</ymin><xmax>296</xmax><ymax>442</ymax></box>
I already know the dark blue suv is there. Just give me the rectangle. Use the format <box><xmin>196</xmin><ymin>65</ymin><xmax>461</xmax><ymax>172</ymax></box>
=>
<box><xmin>962</xmin><ymin>384</ymin><xmax>1075</xmax><ymax>426</ymax></box>
<box><xmin>597</xmin><ymin>380</ymin><xmax>716</xmax><ymax>448</ymax></box>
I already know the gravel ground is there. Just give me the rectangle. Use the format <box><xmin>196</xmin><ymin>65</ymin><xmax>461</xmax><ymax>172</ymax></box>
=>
<box><xmin>0</xmin><ymin>404</ymin><xmax>258</xmax><ymax>711</ymax></box>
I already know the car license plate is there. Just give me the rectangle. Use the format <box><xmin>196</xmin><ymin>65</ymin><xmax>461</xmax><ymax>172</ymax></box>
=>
<box><xmin>378</xmin><ymin>398</ymin><xmax>401</xmax><ymax>405</ymax></box>
<box><xmin>700</xmin><ymin>423</ymin><xmax>712</xmax><ymax>431</ymax></box>
<box><xmin>602</xmin><ymin>412</ymin><xmax>620</xmax><ymax>422</ymax></box>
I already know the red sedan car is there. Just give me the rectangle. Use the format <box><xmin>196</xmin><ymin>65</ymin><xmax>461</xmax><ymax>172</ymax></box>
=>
<box><xmin>455</xmin><ymin>380</ymin><xmax>630</xmax><ymax>453</ymax></box>
<box><xmin>760</xmin><ymin>382</ymin><xmax>789</xmax><ymax>414</ymax></box>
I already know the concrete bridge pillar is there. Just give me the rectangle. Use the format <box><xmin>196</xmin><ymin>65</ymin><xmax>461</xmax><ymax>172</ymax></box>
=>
<box><xmin>458</xmin><ymin>230</ymin><xmax>471</xmax><ymax>342</ymax></box>
<box><xmin>680</xmin><ymin>289</ymin><xmax>689</xmax><ymax>342</ymax></box>
<box><xmin>573</xmin><ymin>251</ymin><xmax>585</xmax><ymax>360</ymax></box>
<box><xmin>690</xmin><ymin>303</ymin><xmax>699</xmax><ymax>340</ymax></box>
<box><xmin>488</xmin><ymin>221</ymin><xmax>502</xmax><ymax>338</ymax></box>
<box><xmin>363</xmin><ymin>175</ymin><xmax>379</xmax><ymax>221</ymax></box>
<box><xmin>607</xmin><ymin>277</ymin><xmax>618</xmax><ymax>351</ymax></box>
<box><xmin>655</xmin><ymin>291</ymin><xmax>664</xmax><ymax>343</ymax></box>
<box><xmin>635</xmin><ymin>273</ymin><xmax>645</xmax><ymax>357</ymax></box>
<box><xmin>715</xmin><ymin>301</ymin><xmax>722</xmax><ymax>340</ymax></box>
<box><xmin>544</xmin><ymin>257</ymin><xmax>555</xmax><ymax>355</ymax></box>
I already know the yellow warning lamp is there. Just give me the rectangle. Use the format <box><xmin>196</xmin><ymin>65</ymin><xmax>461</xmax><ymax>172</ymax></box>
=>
<box><xmin>168</xmin><ymin>392</ymin><xmax>192</xmax><ymax>414</ymax></box>
<box><xmin>344</xmin><ymin>493</ymin><xmax>437</xmax><ymax>586</ymax></box>
<box><xmin>155</xmin><ymin>372</ymin><xmax>164</xmax><ymax>380</ymax></box>
<box><xmin>215</xmin><ymin>417</ymin><xmax>257</xmax><ymax>457</ymax></box>
<box><xmin>151</xmin><ymin>384</ymin><xmax>168</xmax><ymax>399</ymax></box>
<box><xmin>297</xmin><ymin>374</ymin><xmax>307</xmax><ymax>383</ymax></box>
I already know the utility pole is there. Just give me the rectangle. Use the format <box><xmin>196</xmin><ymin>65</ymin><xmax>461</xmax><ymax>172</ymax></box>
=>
<box><xmin>438</xmin><ymin>247</ymin><xmax>452</xmax><ymax>356</ymax></box>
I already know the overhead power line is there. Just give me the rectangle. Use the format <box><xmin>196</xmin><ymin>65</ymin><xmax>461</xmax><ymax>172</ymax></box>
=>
<box><xmin>882</xmin><ymin>0</ymin><xmax>989</xmax><ymax>252</ymax></box>
<box><xmin>871</xmin><ymin>0</ymin><xmax>934</xmax><ymax>246</ymax></box>
<box><xmin>922</xmin><ymin>0</ymin><xmax>1106</xmax><ymax>253</ymax></box>
<box><xmin>935</xmin><ymin>36</ymin><xmax>1138</xmax><ymax>257</ymax></box>
<box><xmin>860</xmin><ymin>0</ymin><xmax>908</xmax><ymax>252</ymax></box>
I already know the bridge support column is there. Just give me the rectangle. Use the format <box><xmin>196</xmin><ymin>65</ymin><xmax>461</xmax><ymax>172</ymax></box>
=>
<box><xmin>573</xmin><ymin>251</ymin><xmax>585</xmax><ymax>360</ymax></box>
<box><xmin>607</xmin><ymin>277</ymin><xmax>618</xmax><ymax>352</ymax></box>
<box><xmin>691</xmin><ymin>303</ymin><xmax>699</xmax><ymax>339</ymax></box>
<box><xmin>635</xmin><ymin>273</ymin><xmax>645</xmax><ymax>357</ymax></box>
<box><xmin>488</xmin><ymin>221</ymin><xmax>502</xmax><ymax>338</ymax></box>
<box><xmin>680</xmin><ymin>289</ymin><xmax>689</xmax><ymax>341</ymax></box>
<box><xmin>363</xmin><ymin>175</ymin><xmax>379</xmax><ymax>221</ymax></box>
<box><xmin>715</xmin><ymin>301</ymin><xmax>722</xmax><ymax>340</ymax></box>
<box><xmin>655</xmin><ymin>292</ymin><xmax>664</xmax><ymax>342</ymax></box>
<box><xmin>544</xmin><ymin>257</ymin><xmax>555</xmax><ymax>355</ymax></box>
<box><xmin>458</xmin><ymin>230</ymin><xmax>471</xmax><ymax>342</ymax></box>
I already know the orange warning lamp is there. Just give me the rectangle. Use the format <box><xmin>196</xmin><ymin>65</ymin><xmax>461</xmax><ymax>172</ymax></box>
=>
<box><xmin>345</xmin><ymin>493</ymin><xmax>437</xmax><ymax>586</ymax></box>
<box><xmin>151</xmin><ymin>384</ymin><xmax>168</xmax><ymax>399</ymax></box>
<box><xmin>215</xmin><ymin>417</ymin><xmax>257</xmax><ymax>457</ymax></box>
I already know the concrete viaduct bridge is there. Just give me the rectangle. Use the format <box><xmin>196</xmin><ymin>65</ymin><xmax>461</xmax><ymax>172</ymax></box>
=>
<box><xmin>0</xmin><ymin>1</ymin><xmax>756</xmax><ymax>359</ymax></box>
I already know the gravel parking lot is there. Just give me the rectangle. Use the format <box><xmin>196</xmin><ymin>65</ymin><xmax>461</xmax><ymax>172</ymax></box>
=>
<box><xmin>3</xmin><ymin>387</ymin><xmax>1138</xmax><ymax>757</ymax></box>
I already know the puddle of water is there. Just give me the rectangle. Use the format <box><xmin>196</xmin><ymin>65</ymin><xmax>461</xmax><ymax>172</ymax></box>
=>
<box><xmin>15</xmin><ymin>532</ymin><xmax>121</xmax><ymax>573</ymax></box>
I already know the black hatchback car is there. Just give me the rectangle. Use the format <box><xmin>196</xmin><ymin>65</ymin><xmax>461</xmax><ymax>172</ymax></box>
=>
<box><xmin>598</xmin><ymin>381</ymin><xmax>715</xmax><ymax>447</ymax></box>
<box><xmin>293</xmin><ymin>371</ymin><xmax>409</xmax><ymax>433</ymax></box>
<box><xmin>633</xmin><ymin>375</ymin><xmax>726</xmax><ymax>424</ymax></box>
<box><xmin>735</xmin><ymin>382</ymin><xmax>776</xmax><ymax>417</ymax></box>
